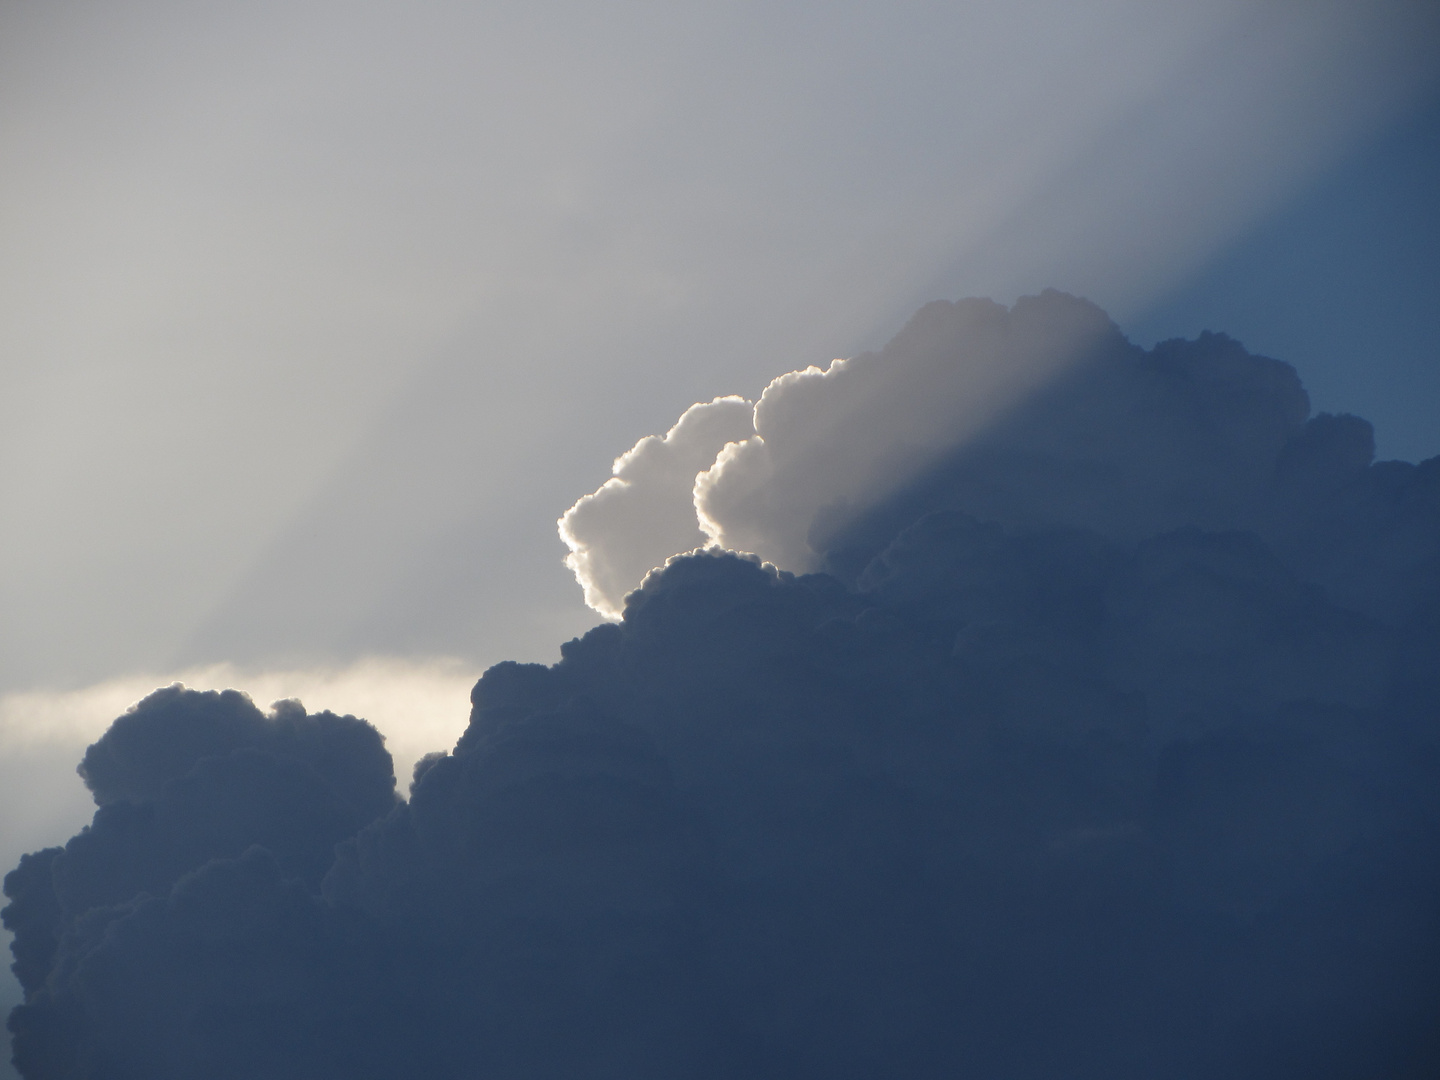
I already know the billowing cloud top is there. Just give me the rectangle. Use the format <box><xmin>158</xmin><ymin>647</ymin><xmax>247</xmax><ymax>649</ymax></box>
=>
<box><xmin>7</xmin><ymin>295</ymin><xmax>1440</xmax><ymax>1078</ymax></box>
<box><xmin>698</xmin><ymin>293</ymin><xmax>1120</xmax><ymax>570</ymax></box>
<box><xmin>562</xmin><ymin>290</ymin><xmax>1336</xmax><ymax>615</ymax></box>
<box><xmin>559</xmin><ymin>396</ymin><xmax>754</xmax><ymax>618</ymax></box>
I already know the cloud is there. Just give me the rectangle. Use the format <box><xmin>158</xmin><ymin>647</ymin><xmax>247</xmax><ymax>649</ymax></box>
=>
<box><xmin>2</xmin><ymin>687</ymin><xmax>399</xmax><ymax>1078</ymax></box>
<box><xmin>567</xmin><ymin>290</ymin><xmax>1439</xmax><ymax>628</ymax></box>
<box><xmin>565</xmin><ymin>290</ymin><xmax>1321</xmax><ymax>610</ymax></box>
<box><xmin>0</xmin><ymin>657</ymin><xmax>476</xmax><ymax>795</ymax></box>
<box><xmin>559</xmin><ymin>396</ymin><xmax>754</xmax><ymax>618</ymax></box>
<box><xmin>0</xmin><ymin>656</ymin><xmax>479</xmax><ymax>953</ymax></box>
<box><xmin>695</xmin><ymin>292</ymin><xmax>1118</xmax><ymax>571</ymax></box>
<box><xmin>7</xmin><ymin>296</ymin><xmax>1440</xmax><ymax>1078</ymax></box>
<box><xmin>561</xmin><ymin>292</ymin><xmax>1117</xmax><ymax>614</ymax></box>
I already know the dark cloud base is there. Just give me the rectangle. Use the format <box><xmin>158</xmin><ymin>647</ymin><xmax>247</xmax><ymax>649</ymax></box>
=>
<box><xmin>7</xmin><ymin>294</ymin><xmax>1440</xmax><ymax>1078</ymax></box>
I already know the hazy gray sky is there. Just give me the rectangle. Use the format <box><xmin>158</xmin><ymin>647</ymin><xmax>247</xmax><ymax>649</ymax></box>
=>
<box><xmin>2</xmin><ymin>0</ymin><xmax>1435</xmax><ymax>696</ymax></box>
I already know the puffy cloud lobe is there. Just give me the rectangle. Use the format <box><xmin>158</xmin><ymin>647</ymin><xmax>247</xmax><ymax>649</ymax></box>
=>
<box><xmin>698</xmin><ymin>292</ymin><xmax>1118</xmax><ymax>571</ymax></box>
<box><xmin>77</xmin><ymin>686</ymin><xmax>396</xmax><ymax>819</ymax></box>
<box><xmin>2</xmin><ymin>688</ymin><xmax>395</xmax><ymax>1076</ymax></box>
<box><xmin>559</xmin><ymin>396</ymin><xmax>754</xmax><ymax>617</ymax></box>
<box><xmin>7</xmin><ymin>297</ymin><xmax>1440</xmax><ymax>1078</ymax></box>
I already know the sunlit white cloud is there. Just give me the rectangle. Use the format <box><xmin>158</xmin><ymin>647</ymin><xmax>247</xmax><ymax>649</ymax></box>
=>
<box><xmin>562</xmin><ymin>292</ymin><xmax>1119</xmax><ymax>612</ymax></box>
<box><xmin>559</xmin><ymin>396</ymin><xmax>754</xmax><ymax>617</ymax></box>
<box><xmin>697</xmin><ymin>294</ymin><xmax>1117</xmax><ymax>571</ymax></box>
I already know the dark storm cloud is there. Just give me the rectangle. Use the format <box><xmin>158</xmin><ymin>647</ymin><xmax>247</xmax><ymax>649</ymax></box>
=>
<box><xmin>2</xmin><ymin>688</ymin><xmax>396</xmax><ymax>1077</ymax></box>
<box><xmin>7</xmin><ymin>295</ymin><xmax>1440</xmax><ymax>1078</ymax></box>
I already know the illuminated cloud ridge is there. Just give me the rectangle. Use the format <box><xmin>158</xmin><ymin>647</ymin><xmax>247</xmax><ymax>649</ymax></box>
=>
<box><xmin>563</xmin><ymin>292</ymin><xmax>1117</xmax><ymax>615</ymax></box>
<box><xmin>563</xmin><ymin>290</ymin><xmax>1378</xmax><ymax>614</ymax></box>
<box><xmin>559</xmin><ymin>396</ymin><xmax>754</xmax><ymax>618</ymax></box>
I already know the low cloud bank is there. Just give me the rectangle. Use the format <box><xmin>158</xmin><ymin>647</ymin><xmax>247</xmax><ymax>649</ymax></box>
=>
<box><xmin>7</xmin><ymin>294</ymin><xmax>1440</xmax><ymax>1078</ymax></box>
<box><xmin>0</xmin><ymin>658</ymin><xmax>476</xmax><ymax>797</ymax></box>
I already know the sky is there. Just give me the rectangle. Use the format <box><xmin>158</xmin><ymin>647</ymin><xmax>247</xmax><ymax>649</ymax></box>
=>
<box><xmin>0</xmin><ymin>2</ymin><xmax>1438</xmax><ymax>1071</ymax></box>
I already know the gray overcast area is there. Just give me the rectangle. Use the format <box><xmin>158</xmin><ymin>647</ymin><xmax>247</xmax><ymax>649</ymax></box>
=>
<box><xmin>3</xmin><ymin>0</ymin><xmax>1437</xmax><ymax>689</ymax></box>
<box><xmin>0</xmin><ymin>3</ymin><xmax>1438</xmax><ymax>1067</ymax></box>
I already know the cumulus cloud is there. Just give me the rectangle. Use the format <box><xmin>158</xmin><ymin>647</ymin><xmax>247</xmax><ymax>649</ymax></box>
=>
<box><xmin>567</xmin><ymin>290</ymin><xmax>1438</xmax><ymax>622</ymax></box>
<box><xmin>559</xmin><ymin>396</ymin><xmax>754</xmax><ymax>617</ymax></box>
<box><xmin>697</xmin><ymin>292</ymin><xmax>1117</xmax><ymax>570</ymax></box>
<box><xmin>0</xmin><ymin>656</ymin><xmax>478</xmax><ymax>949</ymax></box>
<box><xmin>7</xmin><ymin>296</ymin><xmax>1440</xmax><ymax>1078</ymax></box>
<box><xmin>0</xmin><ymin>657</ymin><xmax>475</xmax><ymax>797</ymax></box>
<box><xmin>564</xmin><ymin>289</ymin><xmax>1340</xmax><ymax>609</ymax></box>
<box><xmin>561</xmin><ymin>292</ymin><xmax>1115</xmax><ymax>613</ymax></box>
